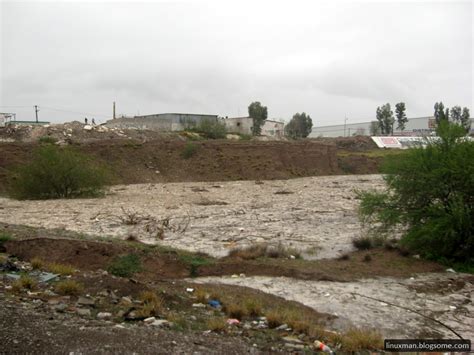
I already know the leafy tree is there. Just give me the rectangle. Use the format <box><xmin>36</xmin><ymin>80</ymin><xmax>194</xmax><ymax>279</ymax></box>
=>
<box><xmin>248</xmin><ymin>101</ymin><xmax>268</xmax><ymax>135</ymax></box>
<box><xmin>369</xmin><ymin>121</ymin><xmax>381</xmax><ymax>136</ymax></box>
<box><xmin>450</xmin><ymin>106</ymin><xmax>462</xmax><ymax>123</ymax></box>
<box><xmin>357</xmin><ymin>121</ymin><xmax>474</xmax><ymax>265</ymax></box>
<box><xmin>7</xmin><ymin>145</ymin><xmax>110</xmax><ymax>200</ymax></box>
<box><xmin>376</xmin><ymin>103</ymin><xmax>394</xmax><ymax>135</ymax></box>
<box><xmin>285</xmin><ymin>112</ymin><xmax>313</xmax><ymax>138</ymax></box>
<box><xmin>460</xmin><ymin>107</ymin><xmax>471</xmax><ymax>133</ymax></box>
<box><xmin>395</xmin><ymin>102</ymin><xmax>408</xmax><ymax>131</ymax></box>
<box><xmin>434</xmin><ymin>102</ymin><xmax>448</xmax><ymax>124</ymax></box>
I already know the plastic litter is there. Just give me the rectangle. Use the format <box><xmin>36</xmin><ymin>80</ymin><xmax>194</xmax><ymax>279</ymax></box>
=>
<box><xmin>226</xmin><ymin>318</ymin><xmax>240</xmax><ymax>325</ymax></box>
<box><xmin>208</xmin><ymin>299</ymin><xmax>221</xmax><ymax>308</ymax></box>
<box><xmin>186</xmin><ymin>288</ymin><xmax>194</xmax><ymax>293</ymax></box>
<box><xmin>314</xmin><ymin>340</ymin><xmax>334</xmax><ymax>354</ymax></box>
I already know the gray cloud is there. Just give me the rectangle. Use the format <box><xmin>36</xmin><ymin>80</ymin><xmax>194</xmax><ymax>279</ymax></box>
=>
<box><xmin>1</xmin><ymin>1</ymin><xmax>472</xmax><ymax>125</ymax></box>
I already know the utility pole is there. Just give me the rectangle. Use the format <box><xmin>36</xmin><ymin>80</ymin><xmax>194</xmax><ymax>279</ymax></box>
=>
<box><xmin>344</xmin><ymin>116</ymin><xmax>348</xmax><ymax>137</ymax></box>
<box><xmin>113</xmin><ymin>101</ymin><xmax>116</xmax><ymax>119</ymax></box>
<box><xmin>34</xmin><ymin>105</ymin><xmax>39</xmax><ymax>123</ymax></box>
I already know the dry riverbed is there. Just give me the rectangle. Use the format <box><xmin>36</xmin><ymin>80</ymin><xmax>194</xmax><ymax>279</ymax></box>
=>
<box><xmin>0</xmin><ymin>175</ymin><xmax>384</xmax><ymax>259</ymax></box>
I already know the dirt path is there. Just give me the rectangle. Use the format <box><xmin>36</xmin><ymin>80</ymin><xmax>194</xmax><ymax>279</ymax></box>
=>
<box><xmin>0</xmin><ymin>175</ymin><xmax>384</xmax><ymax>259</ymax></box>
<box><xmin>193</xmin><ymin>273</ymin><xmax>474</xmax><ymax>340</ymax></box>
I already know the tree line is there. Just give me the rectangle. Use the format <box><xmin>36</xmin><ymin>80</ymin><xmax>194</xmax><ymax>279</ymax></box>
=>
<box><xmin>373</xmin><ymin>101</ymin><xmax>471</xmax><ymax>136</ymax></box>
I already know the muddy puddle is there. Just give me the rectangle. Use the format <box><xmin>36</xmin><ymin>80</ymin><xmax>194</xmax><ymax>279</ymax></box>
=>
<box><xmin>0</xmin><ymin>175</ymin><xmax>384</xmax><ymax>259</ymax></box>
<box><xmin>193</xmin><ymin>273</ymin><xmax>474</xmax><ymax>339</ymax></box>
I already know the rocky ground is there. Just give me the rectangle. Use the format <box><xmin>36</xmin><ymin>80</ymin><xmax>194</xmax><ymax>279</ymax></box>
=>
<box><xmin>0</xmin><ymin>175</ymin><xmax>384</xmax><ymax>259</ymax></box>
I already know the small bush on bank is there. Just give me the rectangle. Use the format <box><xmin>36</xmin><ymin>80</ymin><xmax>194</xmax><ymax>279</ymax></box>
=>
<box><xmin>7</xmin><ymin>145</ymin><xmax>110</xmax><ymax>200</ymax></box>
<box><xmin>181</xmin><ymin>142</ymin><xmax>198</xmax><ymax>159</ymax></box>
<box><xmin>107</xmin><ymin>254</ymin><xmax>142</xmax><ymax>277</ymax></box>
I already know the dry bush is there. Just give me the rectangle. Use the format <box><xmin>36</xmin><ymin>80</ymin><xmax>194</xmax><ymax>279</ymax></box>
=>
<box><xmin>266</xmin><ymin>309</ymin><xmax>283</xmax><ymax>328</ymax></box>
<box><xmin>243</xmin><ymin>298</ymin><xmax>263</xmax><ymax>317</ymax></box>
<box><xmin>228</xmin><ymin>243</ymin><xmax>301</xmax><ymax>260</ymax></box>
<box><xmin>223</xmin><ymin>303</ymin><xmax>246</xmax><ymax>320</ymax></box>
<box><xmin>195</xmin><ymin>289</ymin><xmax>209</xmax><ymax>303</ymax></box>
<box><xmin>227</xmin><ymin>244</ymin><xmax>268</xmax><ymax>260</ymax></box>
<box><xmin>54</xmin><ymin>280</ymin><xmax>83</xmax><ymax>296</ymax></box>
<box><xmin>12</xmin><ymin>275</ymin><xmax>37</xmax><ymax>292</ymax></box>
<box><xmin>30</xmin><ymin>257</ymin><xmax>45</xmax><ymax>270</ymax></box>
<box><xmin>46</xmin><ymin>263</ymin><xmax>75</xmax><ymax>275</ymax></box>
<box><xmin>338</xmin><ymin>328</ymin><xmax>384</xmax><ymax>351</ymax></box>
<box><xmin>136</xmin><ymin>291</ymin><xmax>164</xmax><ymax>318</ymax></box>
<box><xmin>206</xmin><ymin>317</ymin><xmax>227</xmax><ymax>332</ymax></box>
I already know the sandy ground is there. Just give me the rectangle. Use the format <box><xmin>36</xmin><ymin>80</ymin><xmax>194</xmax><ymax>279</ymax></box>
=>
<box><xmin>193</xmin><ymin>273</ymin><xmax>474</xmax><ymax>340</ymax></box>
<box><xmin>0</xmin><ymin>175</ymin><xmax>384</xmax><ymax>259</ymax></box>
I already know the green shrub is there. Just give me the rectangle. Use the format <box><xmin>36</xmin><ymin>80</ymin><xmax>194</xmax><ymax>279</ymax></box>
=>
<box><xmin>357</xmin><ymin>121</ymin><xmax>474</xmax><ymax>264</ymax></box>
<box><xmin>193</xmin><ymin>119</ymin><xmax>227</xmax><ymax>139</ymax></box>
<box><xmin>0</xmin><ymin>232</ymin><xmax>12</xmax><ymax>246</ymax></box>
<box><xmin>181</xmin><ymin>142</ymin><xmax>198</xmax><ymax>159</ymax></box>
<box><xmin>38</xmin><ymin>136</ymin><xmax>58</xmax><ymax>144</ymax></box>
<box><xmin>7</xmin><ymin>145</ymin><xmax>110</xmax><ymax>200</ymax></box>
<box><xmin>107</xmin><ymin>254</ymin><xmax>142</xmax><ymax>277</ymax></box>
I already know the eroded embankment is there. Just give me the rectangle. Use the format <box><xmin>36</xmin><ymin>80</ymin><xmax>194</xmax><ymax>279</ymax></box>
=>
<box><xmin>0</xmin><ymin>139</ymin><xmax>351</xmax><ymax>190</ymax></box>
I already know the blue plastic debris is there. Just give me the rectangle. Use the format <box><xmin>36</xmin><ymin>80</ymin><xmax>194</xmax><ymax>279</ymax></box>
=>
<box><xmin>208</xmin><ymin>299</ymin><xmax>221</xmax><ymax>308</ymax></box>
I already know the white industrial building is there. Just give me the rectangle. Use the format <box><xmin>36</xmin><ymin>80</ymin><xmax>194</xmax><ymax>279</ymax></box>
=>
<box><xmin>311</xmin><ymin>116</ymin><xmax>474</xmax><ymax>137</ymax></box>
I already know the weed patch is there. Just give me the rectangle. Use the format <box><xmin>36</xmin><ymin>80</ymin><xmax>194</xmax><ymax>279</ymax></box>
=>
<box><xmin>107</xmin><ymin>254</ymin><xmax>142</xmax><ymax>277</ymax></box>
<box><xmin>54</xmin><ymin>280</ymin><xmax>83</xmax><ymax>296</ymax></box>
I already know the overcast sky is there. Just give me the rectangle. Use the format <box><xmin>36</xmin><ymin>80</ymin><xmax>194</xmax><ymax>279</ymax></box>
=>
<box><xmin>1</xmin><ymin>0</ymin><xmax>472</xmax><ymax>125</ymax></box>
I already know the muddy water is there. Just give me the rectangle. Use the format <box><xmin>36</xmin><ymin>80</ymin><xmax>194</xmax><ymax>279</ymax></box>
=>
<box><xmin>193</xmin><ymin>273</ymin><xmax>474</xmax><ymax>339</ymax></box>
<box><xmin>0</xmin><ymin>175</ymin><xmax>384</xmax><ymax>259</ymax></box>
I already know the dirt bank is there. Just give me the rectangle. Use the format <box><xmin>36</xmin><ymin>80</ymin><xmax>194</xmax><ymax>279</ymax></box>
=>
<box><xmin>0</xmin><ymin>137</ymin><xmax>384</xmax><ymax>193</ymax></box>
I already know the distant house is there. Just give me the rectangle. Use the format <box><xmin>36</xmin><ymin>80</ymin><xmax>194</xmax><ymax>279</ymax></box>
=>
<box><xmin>105</xmin><ymin>113</ymin><xmax>218</xmax><ymax>131</ymax></box>
<box><xmin>225</xmin><ymin>117</ymin><xmax>285</xmax><ymax>137</ymax></box>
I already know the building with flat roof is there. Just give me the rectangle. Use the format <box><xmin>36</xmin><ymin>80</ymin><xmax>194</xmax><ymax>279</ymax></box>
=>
<box><xmin>105</xmin><ymin>113</ymin><xmax>219</xmax><ymax>131</ymax></box>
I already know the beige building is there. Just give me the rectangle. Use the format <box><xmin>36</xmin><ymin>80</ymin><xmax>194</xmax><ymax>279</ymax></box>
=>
<box><xmin>225</xmin><ymin>117</ymin><xmax>285</xmax><ymax>137</ymax></box>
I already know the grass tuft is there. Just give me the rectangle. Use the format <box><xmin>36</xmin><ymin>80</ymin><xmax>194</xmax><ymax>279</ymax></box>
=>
<box><xmin>54</xmin><ymin>280</ymin><xmax>83</xmax><ymax>296</ymax></box>
<box><xmin>206</xmin><ymin>317</ymin><xmax>227</xmax><ymax>332</ymax></box>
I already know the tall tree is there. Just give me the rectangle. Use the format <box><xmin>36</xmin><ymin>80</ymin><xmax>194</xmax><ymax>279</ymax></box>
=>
<box><xmin>460</xmin><ymin>107</ymin><xmax>471</xmax><ymax>133</ymax></box>
<box><xmin>395</xmin><ymin>102</ymin><xmax>408</xmax><ymax>131</ymax></box>
<box><xmin>450</xmin><ymin>106</ymin><xmax>462</xmax><ymax>123</ymax></box>
<box><xmin>434</xmin><ymin>102</ymin><xmax>448</xmax><ymax>124</ymax></box>
<box><xmin>376</xmin><ymin>103</ymin><xmax>394</xmax><ymax>135</ymax></box>
<box><xmin>248</xmin><ymin>101</ymin><xmax>268</xmax><ymax>135</ymax></box>
<box><xmin>285</xmin><ymin>112</ymin><xmax>313</xmax><ymax>138</ymax></box>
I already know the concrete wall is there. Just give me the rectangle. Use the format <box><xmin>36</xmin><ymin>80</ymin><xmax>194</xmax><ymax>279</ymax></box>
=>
<box><xmin>262</xmin><ymin>120</ymin><xmax>285</xmax><ymax>138</ymax></box>
<box><xmin>225</xmin><ymin>117</ymin><xmax>253</xmax><ymax>135</ymax></box>
<box><xmin>105</xmin><ymin>113</ymin><xmax>218</xmax><ymax>131</ymax></box>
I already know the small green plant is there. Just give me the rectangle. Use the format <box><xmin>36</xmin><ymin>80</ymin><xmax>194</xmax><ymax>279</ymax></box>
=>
<box><xmin>0</xmin><ymin>232</ymin><xmax>12</xmax><ymax>246</ymax></box>
<box><xmin>223</xmin><ymin>303</ymin><xmax>246</xmax><ymax>320</ymax></box>
<box><xmin>181</xmin><ymin>142</ymin><xmax>198</xmax><ymax>159</ymax></box>
<box><xmin>54</xmin><ymin>280</ymin><xmax>83</xmax><ymax>296</ymax></box>
<box><xmin>38</xmin><ymin>136</ymin><xmax>58</xmax><ymax>144</ymax></box>
<box><xmin>178</xmin><ymin>253</ymin><xmax>213</xmax><ymax>277</ymax></box>
<box><xmin>7</xmin><ymin>145</ymin><xmax>111</xmax><ymax>200</ymax></box>
<box><xmin>243</xmin><ymin>298</ymin><xmax>263</xmax><ymax>317</ymax></box>
<box><xmin>239</xmin><ymin>134</ymin><xmax>252</xmax><ymax>141</ymax></box>
<box><xmin>107</xmin><ymin>254</ymin><xmax>142</xmax><ymax>277</ymax></box>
